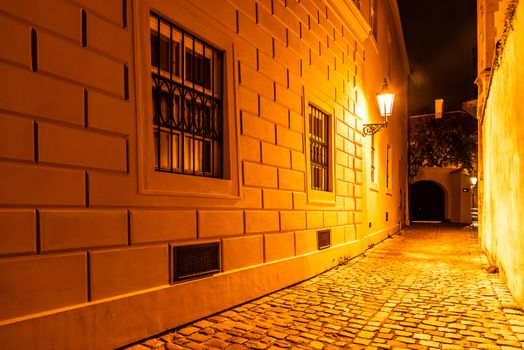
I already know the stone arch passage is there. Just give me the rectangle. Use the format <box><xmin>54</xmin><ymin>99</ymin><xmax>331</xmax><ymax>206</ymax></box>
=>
<box><xmin>410</xmin><ymin>180</ymin><xmax>445</xmax><ymax>221</ymax></box>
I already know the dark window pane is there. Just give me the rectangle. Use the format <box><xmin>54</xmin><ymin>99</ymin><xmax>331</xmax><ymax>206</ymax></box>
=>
<box><xmin>150</xmin><ymin>13</ymin><xmax>223</xmax><ymax>178</ymax></box>
<box><xmin>309</xmin><ymin>104</ymin><xmax>330</xmax><ymax>191</ymax></box>
<box><xmin>186</xmin><ymin>51</ymin><xmax>211</xmax><ymax>89</ymax></box>
<box><xmin>150</xmin><ymin>32</ymin><xmax>170</xmax><ymax>72</ymax></box>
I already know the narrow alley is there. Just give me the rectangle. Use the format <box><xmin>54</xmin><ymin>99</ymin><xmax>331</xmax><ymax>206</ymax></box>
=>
<box><xmin>126</xmin><ymin>225</ymin><xmax>524</xmax><ymax>350</ymax></box>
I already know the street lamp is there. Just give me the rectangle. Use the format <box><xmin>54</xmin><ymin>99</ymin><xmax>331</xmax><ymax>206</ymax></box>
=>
<box><xmin>363</xmin><ymin>79</ymin><xmax>395</xmax><ymax>136</ymax></box>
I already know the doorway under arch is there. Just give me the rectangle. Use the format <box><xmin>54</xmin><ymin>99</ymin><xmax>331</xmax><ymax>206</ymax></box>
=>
<box><xmin>410</xmin><ymin>181</ymin><xmax>445</xmax><ymax>221</ymax></box>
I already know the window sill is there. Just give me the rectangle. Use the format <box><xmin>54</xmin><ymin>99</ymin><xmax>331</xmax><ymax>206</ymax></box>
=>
<box><xmin>369</xmin><ymin>182</ymin><xmax>379</xmax><ymax>192</ymax></box>
<box><xmin>307</xmin><ymin>189</ymin><xmax>336</xmax><ymax>205</ymax></box>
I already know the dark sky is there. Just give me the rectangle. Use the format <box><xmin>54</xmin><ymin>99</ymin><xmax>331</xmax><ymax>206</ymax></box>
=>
<box><xmin>397</xmin><ymin>0</ymin><xmax>477</xmax><ymax>115</ymax></box>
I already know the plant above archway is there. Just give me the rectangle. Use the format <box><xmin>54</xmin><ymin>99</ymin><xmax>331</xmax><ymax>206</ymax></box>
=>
<box><xmin>409</xmin><ymin>112</ymin><xmax>477</xmax><ymax>177</ymax></box>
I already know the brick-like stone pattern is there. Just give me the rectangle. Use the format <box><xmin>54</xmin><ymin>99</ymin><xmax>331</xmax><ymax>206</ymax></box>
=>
<box><xmin>126</xmin><ymin>225</ymin><xmax>524</xmax><ymax>350</ymax></box>
<box><xmin>0</xmin><ymin>0</ymin><xmax>381</xmax><ymax>323</ymax></box>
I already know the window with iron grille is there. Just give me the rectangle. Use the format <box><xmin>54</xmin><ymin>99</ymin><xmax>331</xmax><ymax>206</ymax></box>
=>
<box><xmin>386</xmin><ymin>144</ymin><xmax>392</xmax><ymax>189</ymax></box>
<box><xmin>371</xmin><ymin>135</ymin><xmax>376</xmax><ymax>183</ymax></box>
<box><xmin>150</xmin><ymin>13</ymin><xmax>223</xmax><ymax>177</ymax></box>
<box><xmin>309</xmin><ymin>104</ymin><xmax>330</xmax><ymax>192</ymax></box>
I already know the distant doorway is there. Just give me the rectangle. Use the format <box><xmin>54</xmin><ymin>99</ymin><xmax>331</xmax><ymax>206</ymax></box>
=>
<box><xmin>410</xmin><ymin>181</ymin><xmax>445</xmax><ymax>222</ymax></box>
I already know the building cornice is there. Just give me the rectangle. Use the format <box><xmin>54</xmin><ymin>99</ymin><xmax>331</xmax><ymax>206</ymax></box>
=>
<box><xmin>326</xmin><ymin>0</ymin><xmax>371</xmax><ymax>44</ymax></box>
<box><xmin>389</xmin><ymin>0</ymin><xmax>410</xmax><ymax>75</ymax></box>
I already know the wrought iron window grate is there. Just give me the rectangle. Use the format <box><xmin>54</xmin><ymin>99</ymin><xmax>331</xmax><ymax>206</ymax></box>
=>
<box><xmin>150</xmin><ymin>13</ymin><xmax>223</xmax><ymax>177</ymax></box>
<box><xmin>371</xmin><ymin>135</ymin><xmax>376</xmax><ymax>183</ymax></box>
<box><xmin>317</xmin><ymin>229</ymin><xmax>331</xmax><ymax>250</ymax></box>
<box><xmin>309</xmin><ymin>104</ymin><xmax>330</xmax><ymax>191</ymax></box>
<box><xmin>172</xmin><ymin>242</ymin><xmax>221</xmax><ymax>281</ymax></box>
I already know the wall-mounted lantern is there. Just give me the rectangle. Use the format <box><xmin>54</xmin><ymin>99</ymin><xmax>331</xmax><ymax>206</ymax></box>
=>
<box><xmin>363</xmin><ymin>79</ymin><xmax>395</xmax><ymax>136</ymax></box>
<box><xmin>470</xmin><ymin>176</ymin><xmax>478</xmax><ymax>186</ymax></box>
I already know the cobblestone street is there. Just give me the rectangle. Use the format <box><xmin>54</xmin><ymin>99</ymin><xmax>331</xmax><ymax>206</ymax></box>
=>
<box><xmin>125</xmin><ymin>224</ymin><xmax>524</xmax><ymax>350</ymax></box>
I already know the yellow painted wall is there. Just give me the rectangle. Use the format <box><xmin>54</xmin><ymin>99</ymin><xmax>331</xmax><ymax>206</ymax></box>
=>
<box><xmin>0</xmin><ymin>0</ymin><xmax>408</xmax><ymax>347</ymax></box>
<box><xmin>480</xmin><ymin>0</ymin><xmax>524</xmax><ymax>306</ymax></box>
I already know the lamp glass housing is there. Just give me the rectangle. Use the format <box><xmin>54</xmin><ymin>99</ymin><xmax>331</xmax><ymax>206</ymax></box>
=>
<box><xmin>470</xmin><ymin>176</ymin><xmax>478</xmax><ymax>186</ymax></box>
<box><xmin>377</xmin><ymin>81</ymin><xmax>395</xmax><ymax>118</ymax></box>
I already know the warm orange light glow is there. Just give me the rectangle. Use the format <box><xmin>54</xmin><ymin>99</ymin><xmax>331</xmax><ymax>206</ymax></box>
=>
<box><xmin>470</xmin><ymin>176</ymin><xmax>478</xmax><ymax>186</ymax></box>
<box><xmin>377</xmin><ymin>80</ymin><xmax>395</xmax><ymax>118</ymax></box>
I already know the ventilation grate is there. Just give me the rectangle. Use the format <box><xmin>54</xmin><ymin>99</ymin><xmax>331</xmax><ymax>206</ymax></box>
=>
<box><xmin>172</xmin><ymin>242</ymin><xmax>220</xmax><ymax>281</ymax></box>
<box><xmin>317</xmin><ymin>229</ymin><xmax>331</xmax><ymax>250</ymax></box>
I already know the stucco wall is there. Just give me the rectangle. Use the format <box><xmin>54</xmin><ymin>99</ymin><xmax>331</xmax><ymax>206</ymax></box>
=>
<box><xmin>481</xmin><ymin>0</ymin><xmax>524</xmax><ymax>306</ymax></box>
<box><xmin>0</xmin><ymin>0</ymin><xmax>408</xmax><ymax>348</ymax></box>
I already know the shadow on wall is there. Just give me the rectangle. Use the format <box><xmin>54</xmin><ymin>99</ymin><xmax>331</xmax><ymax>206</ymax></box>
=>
<box><xmin>410</xmin><ymin>180</ymin><xmax>445</xmax><ymax>222</ymax></box>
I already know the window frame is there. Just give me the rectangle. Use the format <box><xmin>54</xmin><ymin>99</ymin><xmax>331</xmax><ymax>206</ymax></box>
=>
<box><xmin>304</xmin><ymin>94</ymin><xmax>336</xmax><ymax>204</ymax></box>
<box><xmin>369</xmin><ymin>133</ymin><xmax>379</xmax><ymax>192</ymax></box>
<box><xmin>386</xmin><ymin>143</ymin><xmax>393</xmax><ymax>195</ymax></box>
<box><xmin>150</xmin><ymin>12</ymin><xmax>223</xmax><ymax>178</ymax></box>
<box><xmin>133</xmin><ymin>0</ymin><xmax>240</xmax><ymax>199</ymax></box>
<box><xmin>308</xmin><ymin>104</ymin><xmax>330</xmax><ymax>192</ymax></box>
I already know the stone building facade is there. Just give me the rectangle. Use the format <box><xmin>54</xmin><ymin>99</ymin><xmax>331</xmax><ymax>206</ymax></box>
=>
<box><xmin>476</xmin><ymin>0</ymin><xmax>524</xmax><ymax>307</ymax></box>
<box><xmin>0</xmin><ymin>0</ymin><xmax>409</xmax><ymax>348</ymax></box>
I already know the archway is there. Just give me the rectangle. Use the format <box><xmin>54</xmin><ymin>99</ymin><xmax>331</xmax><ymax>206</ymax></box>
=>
<box><xmin>410</xmin><ymin>181</ymin><xmax>445</xmax><ymax>221</ymax></box>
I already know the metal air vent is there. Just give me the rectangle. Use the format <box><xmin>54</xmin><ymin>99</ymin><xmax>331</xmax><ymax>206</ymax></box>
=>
<box><xmin>317</xmin><ymin>229</ymin><xmax>331</xmax><ymax>250</ymax></box>
<box><xmin>172</xmin><ymin>242</ymin><xmax>220</xmax><ymax>281</ymax></box>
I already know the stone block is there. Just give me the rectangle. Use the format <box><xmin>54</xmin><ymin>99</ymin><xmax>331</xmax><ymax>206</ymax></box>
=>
<box><xmin>237</xmin><ymin>11</ymin><xmax>272</xmax><ymax>55</ymax></box>
<box><xmin>261</xmin><ymin>142</ymin><xmax>291</xmax><ymax>168</ymax></box>
<box><xmin>198</xmin><ymin>210</ymin><xmax>244</xmax><ymax>238</ymax></box>
<box><xmin>240</xmin><ymin>63</ymin><xmax>274</xmax><ymax>99</ymax></box>
<box><xmin>0</xmin><ymin>252</ymin><xmax>87</xmax><ymax>320</ymax></box>
<box><xmin>130</xmin><ymin>210</ymin><xmax>196</xmax><ymax>244</ymax></box>
<box><xmin>278</xmin><ymin>168</ymin><xmax>304</xmax><ymax>191</ymax></box>
<box><xmin>241</xmin><ymin>112</ymin><xmax>275</xmax><ymax>144</ymax></box>
<box><xmin>260</xmin><ymin>96</ymin><xmax>289</xmax><ymax>127</ymax></box>
<box><xmin>89</xmin><ymin>245</ymin><xmax>168</xmax><ymax>300</ymax></box>
<box><xmin>87</xmin><ymin>12</ymin><xmax>130</xmax><ymax>61</ymax></box>
<box><xmin>291</xmin><ymin>151</ymin><xmax>306</xmax><ymax>171</ymax></box>
<box><xmin>258</xmin><ymin>50</ymin><xmax>287</xmax><ymax>87</ymax></box>
<box><xmin>331</xmin><ymin>226</ymin><xmax>344</xmax><ymax>245</ymax></box>
<box><xmin>0</xmin><ymin>62</ymin><xmax>84</xmax><ymax>125</ymax></box>
<box><xmin>275</xmin><ymin>83</ymin><xmax>302</xmax><ymax>114</ymax></box>
<box><xmin>0</xmin><ymin>209</ymin><xmax>36</xmax><ymax>256</ymax></box>
<box><xmin>222</xmin><ymin>235</ymin><xmax>263</xmax><ymax>271</ymax></box>
<box><xmin>262</xmin><ymin>189</ymin><xmax>293</xmax><ymax>210</ymax></box>
<box><xmin>324</xmin><ymin>211</ymin><xmax>338</xmax><ymax>227</ymax></box>
<box><xmin>238</xmin><ymin>86</ymin><xmax>259</xmax><ymax>115</ymax></box>
<box><xmin>264</xmin><ymin>232</ymin><xmax>295</xmax><ymax>262</ymax></box>
<box><xmin>294</xmin><ymin>229</ymin><xmax>317</xmax><ymax>255</ymax></box>
<box><xmin>243</xmin><ymin>161</ymin><xmax>278</xmax><ymax>188</ymax></box>
<box><xmin>88</xmin><ymin>90</ymin><xmax>131</xmax><ymax>134</ymax></box>
<box><xmin>245</xmin><ymin>210</ymin><xmax>280</xmax><ymax>233</ymax></box>
<box><xmin>40</xmin><ymin>209</ymin><xmax>128</xmax><ymax>252</ymax></box>
<box><xmin>39</xmin><ymin>122</ymin><xmax>127</xmax><ymax>171</ymax></box>
<box><xmin>277</xmin><ymin>125</ymin><xmax>304</xmax><ymax>152</ymax></box>
<box><xmin>39</xmin><ymin>31</ymin><xmax>124</xmax><ymax>96</ymax></box>
<box><xmin>71</xmin><ymin>0</ymin><xmax>124</xmax><ymax>26</ymax></box>
<box><xmin>280</xmin><ymin>211</ymin><xmax>306</xmax><ymax>231</ymax></box>
<box><xmin>306</xmin><ymin>211</ymin><xmax>324</xmax><ymax>229</ymax></box>
<box><xmin>0</xmin><ymin>163</ymin><xmax>85</xmax><ymax>206</ymax></box>
<box><xmin>0</xmin><ymin>0</ymin><xmax>80</xmax><ymax>41</ymax></box>
<box><xmin>0</xmin><ymin>13</ymin><xmax>31</xmax><ymax>67</ymax></box>
<box><xmin>345</xmin><ymin>225</ymin><xmax>356</xmax><ymax>242</ymax></box>
<box><xmin>0</xmin><ymin>113</ymin><xmax>34</xmax><ymax>161</ymax></box>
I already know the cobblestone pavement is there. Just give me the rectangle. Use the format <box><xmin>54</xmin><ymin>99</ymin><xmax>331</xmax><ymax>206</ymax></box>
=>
<box><xmin>126</xmin><ymin>224</ymin><xmax>524</xmax><ymax>350</ymax></box>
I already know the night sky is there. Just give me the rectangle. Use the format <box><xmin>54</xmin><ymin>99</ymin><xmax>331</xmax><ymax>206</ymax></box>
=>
<box><xmin>397</xmin><ymin>0</ymin><xmax>477</xmax><ymax>115</ymax></box>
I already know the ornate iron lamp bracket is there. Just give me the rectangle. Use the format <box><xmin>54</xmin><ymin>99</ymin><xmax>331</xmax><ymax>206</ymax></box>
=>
<box><xmin>362</xmin><ymin>122</ymin><xmax>387</xmax><ymax>136</ymax></box>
